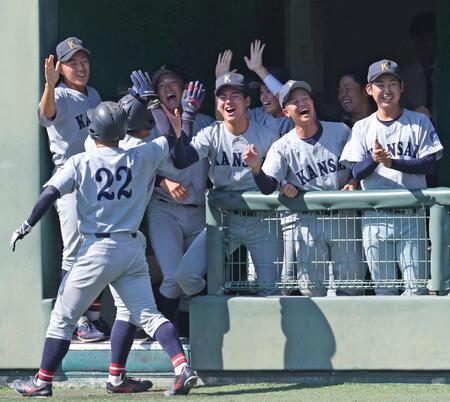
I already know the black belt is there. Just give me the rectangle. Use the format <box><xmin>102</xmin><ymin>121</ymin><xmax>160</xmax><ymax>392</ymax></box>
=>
<box><xmin>95</xmin><ymin>233</ymin><xmax>137</xmax><ymax>238</ymax></box>
<box><xmin>158</xmin><ymin>198</ymin><xmax>199</xmax><ymax>208</ymax></box>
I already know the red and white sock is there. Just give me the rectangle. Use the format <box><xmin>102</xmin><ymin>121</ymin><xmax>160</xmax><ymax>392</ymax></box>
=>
<box><xmin>172</xmin><ymin>353</ymin><xmax>187</xmax><ymax>376</ymax></box>
<box><xmin>108</xmin><ymin>363</ymin><xmax>125</xmax><ymax>386</ymax></box>
<box><xmin>36</xmin><ymin>369</ymin><xmax>54</xmax><ymax>386</ymax></box>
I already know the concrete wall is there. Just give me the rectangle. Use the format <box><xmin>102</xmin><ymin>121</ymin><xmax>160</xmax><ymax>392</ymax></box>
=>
<box><xmin>191</xmin><ymin>296</ymin><xmax>450</xmax><ymax>371</ymax></box>
<box><xmin>0</xmin><ymin>0</ymin><xmax>49</xmax><ymax>368</ymax></box>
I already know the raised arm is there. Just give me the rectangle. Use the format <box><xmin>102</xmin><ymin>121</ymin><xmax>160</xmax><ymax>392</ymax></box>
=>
<box><xmin>39</xmin><ymin>55</ymin><xmax>61</xmax><ymax>119</ymax></box>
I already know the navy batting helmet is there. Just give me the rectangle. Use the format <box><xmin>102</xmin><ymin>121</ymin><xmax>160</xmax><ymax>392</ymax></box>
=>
<box><xmin>88</xmin><ymin>101</ymin><xmax>128</xmax><ymax>142</ymax></box>
<box><xmin>118</xmin><ymin>94</ymin><xmax>155</xmax><ymax>132</ymax></box>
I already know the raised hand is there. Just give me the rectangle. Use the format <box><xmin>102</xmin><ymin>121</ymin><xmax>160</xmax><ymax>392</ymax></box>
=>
<box><xmin>44</xmin><ymin>55</ymin><xmax>61</xmax><ymax>87</ymax></box>
<box><xmin>181</xmin><ymin>81</ymin><xmax>205</xmax><ymax>121</ymax></box>
<box><xmin>244</xmin><ymin>39</ymin><xmax>267</xmax><ymax>77</ymax></box>
<box><xmin>243</xmin><ymin>144</ymin><xmax>261</xmax><ymax>173</ymax></box>
<box><xmin>215</xmin><ymin>50</ymin><xmax>234</xmax><ymax>78</ymax></box>
<box><xmin>10</xmin><ymin>221</ymin><xmax>32</xmax><ymax>252</ymax></box>
<box><xmin>129</xmin><ymin>70</ymin><xmax>159</xmax><ymax>106</ymax></box>
<box><xmin>280</xmin><ymin>182</ymin><xmax>299</xmax><ymax>198</ymax></box>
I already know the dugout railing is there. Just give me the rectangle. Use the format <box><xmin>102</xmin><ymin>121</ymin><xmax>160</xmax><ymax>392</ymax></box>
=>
<box><xmin>205</xmin><ymin>188</ymin><xmax>450</xmax><ymax>296</ymax></box>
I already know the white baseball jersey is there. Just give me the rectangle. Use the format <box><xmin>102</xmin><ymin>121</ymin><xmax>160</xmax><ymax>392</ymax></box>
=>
<box><xmin>190</xmin><ymin>119</ymin><xmax>279</xmax><ymax>191</ymax></box>
<box><xmin>45</xmin><ymin>137</ymin><xmax>169</xmax><ymax>234</ymax></box>
<box><xmin>150</xmin><ymin>112</ymin><xmax>214</xmax><ymax>205</ymax></box>
<box><xmin>340</xmin><ymin>109</ymin><xmax>443</xmax><ymax>190</ymax></box>
<box><xmin>247</xmin><ymin>107</ymin><xmax>294</xmax><ymax>136</ymax></box>
<box><xmin>263</xmin><ymin>122</ymin><xmax>352</xmax><ymax>190</ymax></box>
<box><xmin>38</xmin><ymin>83</ymin><xmax>101</xmax><ymax>167</ymax></box>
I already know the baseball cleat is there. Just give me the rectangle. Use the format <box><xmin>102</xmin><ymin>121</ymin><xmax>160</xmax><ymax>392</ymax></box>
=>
<box><xmin>11</xmin><ymin>376</ymin><xmax>52</xmax><ymax>397</ymax></box>
<box><xmin>77</xmin><ymin>320</ymin><xmax>106</xmax><ymax>343</ymax></box>
<box><xmin>106</xmin><ymin>374</ymin><xmax>153</xmax><ymax>394</ymax></box>
<box><xmin>164</xmin><ymin>366</ymin><xmax>198</xmax><ymax>397</ymax></box>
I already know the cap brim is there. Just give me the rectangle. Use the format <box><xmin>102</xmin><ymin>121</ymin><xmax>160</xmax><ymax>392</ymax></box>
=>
<box><xmin>280</xmin><ymin>81</ymin><xmax>312</xmax><ymax>107</ymax></box>
<box><xmin>369</xmin><ymin>72</ymin><xmax>402</xmax><ymax>83</ymax></box>
<box><xmin>214</xmin><ymin>84</ymin><xmax>246</xmax><ymax>96</ymax></box>
<box><xmin>59</xmin><ymin>47</ymin><xmax>90</xmax><ymax>62</ymax></box>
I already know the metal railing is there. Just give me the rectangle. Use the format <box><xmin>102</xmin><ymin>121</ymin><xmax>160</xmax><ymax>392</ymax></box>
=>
<box><xmin>205</xmin><ymin>188</ymin><xmax>450</xmax><ymax>296</ymax></box>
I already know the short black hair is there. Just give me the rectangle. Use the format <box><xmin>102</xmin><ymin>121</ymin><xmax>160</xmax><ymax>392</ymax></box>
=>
<box><xmin>409</xmin><ymin>11</ymin><xmax>435</xmax><ymax>39</ymax></box>
<box><xmin>337</xmin><ymin>65</ymin><xmax>367</xmax><ymax>88</ymax></box>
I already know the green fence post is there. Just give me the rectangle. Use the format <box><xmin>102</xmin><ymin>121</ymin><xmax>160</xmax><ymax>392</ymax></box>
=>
<box><xmin>206</xmin><ymin>190</ymin><xmax>225</xmax><ymax>295</ymax></box>
<box><xmin>429</xmin><ymin>204</ymin><xmax>450</xmax><ymax>293</ymax></box>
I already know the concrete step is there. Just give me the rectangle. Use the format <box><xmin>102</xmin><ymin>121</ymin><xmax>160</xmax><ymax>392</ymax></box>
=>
<box><xmin>61</xmin><ymin>338</ymin><xmax>191</xmax><ymax>373</ymax></box>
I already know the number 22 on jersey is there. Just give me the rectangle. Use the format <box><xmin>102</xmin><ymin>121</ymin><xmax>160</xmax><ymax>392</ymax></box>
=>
<box><xmin>95</xmin><ymin>166</ymin><xmax>132</xmax><ymax>201</ymax></box>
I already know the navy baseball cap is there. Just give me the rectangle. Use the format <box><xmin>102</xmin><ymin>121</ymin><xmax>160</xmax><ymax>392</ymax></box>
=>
<box><xmin>278</xmin><ymin>80</ymin><xmax>312</xmax><ymax>108</ymax></box>
<box><xmin>56</xmin><ymin>37</ymin><xmax>90</xmax><ymax>62</ymax></box>
<box><xmin>367</xmin><ymin>59</ymin><xmax>402</xmax><ymax>83</ymax></box>
<box><xmin>215</xmin><ymin>72</ymin><xmax>247</xmax><ymax>96</ymax></box>
<box><xmin>249</xmin><ymin>67</ymin><xmax>289</xmax><ymax>90</ymax></box>
<box><xmin>151</xmin><ymin>64</ymin><xmax>186</xmax><ymax>87</ymax></box>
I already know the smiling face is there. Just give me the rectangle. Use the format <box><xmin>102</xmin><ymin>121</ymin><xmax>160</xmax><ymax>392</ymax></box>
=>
<box><xmin>282</xmin><ymin>88</ymin><xmax>315</xmax><ymax>125</ymax></box>
<box><xmin>366</xmin><ymin>74</ymin><xmax>403</xmax><ymax>114</ymax></box>
<box><xmin>156</xmin><ymin>72</ymin><xmax>184</xmax><ymax>112</ymax></box>
<box><xmin>338</xmin><ymin>75</ymin><xmax>369</xmax><ymax>115</ymax></box>
<box><xmin>60</xmin><ymin>50</ymin><xmax>90</xmax><ymax>91</ymax></box>
<box><xmin>216</xmin><ymin>86</ymin><xmax>250</xmax><ymax>125</ymax></box>
<box><xmin>259</xmin><ymin>84</ymin><xmax>282</xmax><ymax>117</ymax></box>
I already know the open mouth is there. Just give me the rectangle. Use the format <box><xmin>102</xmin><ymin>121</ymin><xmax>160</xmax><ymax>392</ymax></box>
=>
<box><xmin>299</xmin><ymin>107</ymin><xmax>310</xmax><ymax>116</ymax></box>
<box><xmin>225</xmin><ymin>107</ymin><xmax>236</xmax><ymax>114</ymax></box>
<box><xmin>166</xmin><ymin>94</ymin><xmax>177</xmax><ymax>101</ymax></box>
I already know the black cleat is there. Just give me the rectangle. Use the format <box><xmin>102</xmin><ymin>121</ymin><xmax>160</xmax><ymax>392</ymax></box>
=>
<box><xmin>164</xmin><ymin>366</ymin><xmax>198</xmax><ymax>396</ymax></box>
<box><xmin>11</xmin><ymin>376</ymin><xmax>52</xmax><ymax>397</ymax></box>
<box><xmin>106</xmin><ymin>374</ymin><xmax>153</xmax><ymax>394</ymax></box>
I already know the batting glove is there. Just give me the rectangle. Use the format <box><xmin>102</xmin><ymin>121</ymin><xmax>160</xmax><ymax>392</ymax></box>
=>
<box><xmin>129</xmin><ymin>70</ymin><xmax>161</xmax><ymax>108</ymax></box>
<box><xmin>181</xmin><ymin>81</ymin><xmax>205</xmax><ymax>122</ymax></box>
<box><xmin>10</xmin><ymin>221</ymin><xmax>33</xmax><ymax>252</ymax></box>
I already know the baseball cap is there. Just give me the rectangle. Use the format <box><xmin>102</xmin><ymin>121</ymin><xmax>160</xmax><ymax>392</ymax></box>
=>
<box><xmin>214</xmin><ymin>72</ymin><xmax>247</xmax><ymax>96</ymax></box>
<box><xmin>56</xmin><ymin>37</ymin><xmax>90</xmax><ymax>62</ymax></box>
<box><xmin>278</xmin><ymin>80</ymin><xmax>312</xmax><ymax>108</ymax></box>
<box><xmin>367</xmin><ymin>59</ymin><xmax>402</xmax><ymax>83</ymax></box>
<box><xmin>151</xmin><ymin>64</ymin><xmax>186</xmax><ymax>87</ymax></box>
<box><xmin>249</xmin><ymin>67</ymin><xmax>289</xmax><ymax>90</ymax></box>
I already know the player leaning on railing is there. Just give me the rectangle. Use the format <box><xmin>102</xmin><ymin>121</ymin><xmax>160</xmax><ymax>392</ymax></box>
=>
<box><xmin>243</xmin><ymin>80</ymin><xmax>365</xmax><ymax>296</ymax></box>
<box><xmin>340</xmin><ymin>60</ymin><xmax>444</xmax><ymax>296</ymax></box>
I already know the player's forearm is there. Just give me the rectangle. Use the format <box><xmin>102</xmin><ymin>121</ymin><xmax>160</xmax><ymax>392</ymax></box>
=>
<box><xmin>172</xmin><ymin>142</ymin><xmax>199</xmax><ymax>169</ymax></box>
<box><xmin>181</xmin><ymin>119</ymin><xmax>193</xmax><ymax>145</ymax></box>
<box><xmin>152</xmin><ymin>106</ymin><xmax>174</xmax><ymax>137</ymax></box>
<box><xmin>263</xmin><ymin>74</ymin><xmax>283</xmax><ymax>96</ymax></box>
<box><xmin>390</xmin><ymin>154</ymin><xmax>436</xmax><ymax>175</ymax></box>
<box><xmin>253</xmin><ymin>170</ymin><xmax>278</xmax><ymax>195</ymax></box>
<box><xmin>352</xmin><ymin>156</ymin><xmax>378</xmax><ymax>181</ymax></box>
<box><xmin>26</xmin><ymin>185</ymin><xmax>61</xmax><ymax>226</ymax></box>
<box><xmin>39</xmin><ymin>83</ymin><xmax>57</xmax><ymax>120</ymax></box>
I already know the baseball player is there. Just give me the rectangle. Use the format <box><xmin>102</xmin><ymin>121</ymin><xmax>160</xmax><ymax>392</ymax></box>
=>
<box><xmin>171</xmin><ymin>72</ymin><xmax>283</xmax><ymax>296</ymax></box>
<box><xmin>215</xmin><ymin>42</ymin><xmax>294</xmax><ymax>136</ymax></box>
<box><xmin>39</xmin><ymin>37</ymin><xmax>106</xmax><ymax>341</ymax></box>
<box><xmin>243</xmin><ymin>80</ymin><xmax>365</xmax><ymax>296</ymax></box>
<box><xmin>10</xmin><ymin>101</ymin><xmax>197</xmax><ymax>397</ymax></box>
<box><xmin>146</xmin><ymin>66</ymin><xmax>214</xmax><ymax>327</ymax></box>
<box><xmin>340</xmin><ymin>59</ymin><xmax>443</xmax><ymax>295</ymax></box>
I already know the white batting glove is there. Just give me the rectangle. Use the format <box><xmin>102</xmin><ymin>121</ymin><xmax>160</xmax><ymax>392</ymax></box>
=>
<box><xmin>10</xmin><ymin>221</ymin><xmax>32</xmax><ymax>252</ymax></box>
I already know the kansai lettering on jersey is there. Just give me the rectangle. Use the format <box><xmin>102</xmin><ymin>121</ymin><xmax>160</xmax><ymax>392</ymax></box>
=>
<box><xmin>294</xmin><ymin>158</ymin><xmax>347</xmax><ymax>185</ymax></box>
<box><xmin>366</xmin><ymin>141</ymin><xmax>420</xmax><ymax>158</ymax></box>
